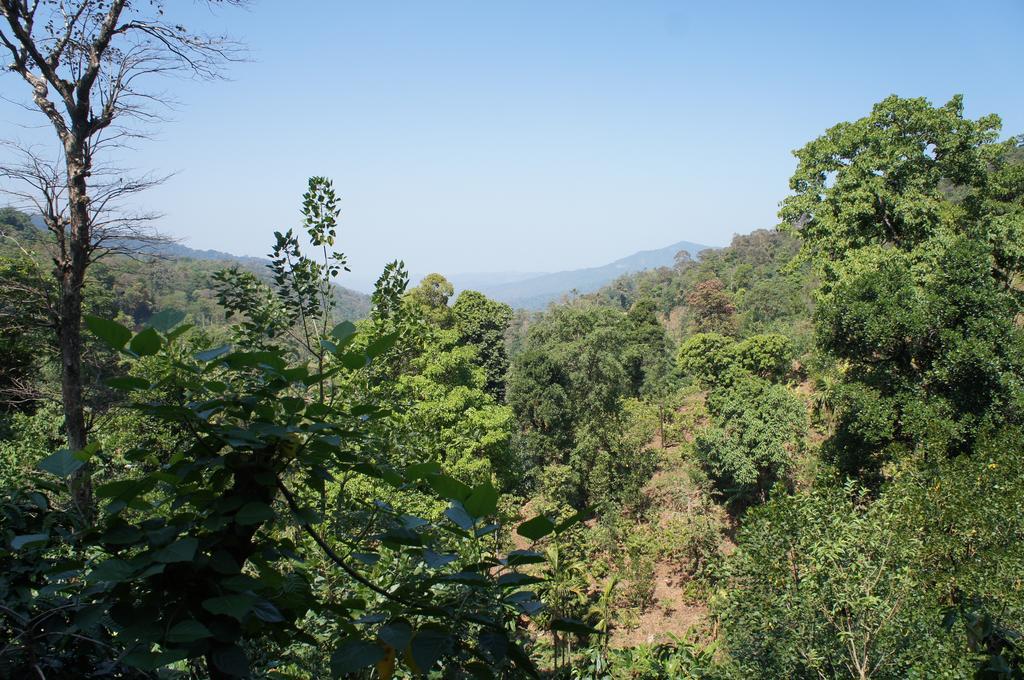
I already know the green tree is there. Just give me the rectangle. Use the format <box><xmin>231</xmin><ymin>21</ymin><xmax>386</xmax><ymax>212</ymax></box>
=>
<box><xmin>508</xmin><ymin>306</ymin><xmax>631</xmax><ymax>458</ymax></box>
<box><xmin>451</xmin><ymin>290</ymin><xmax>514</xmax><ymax>401</ymax></box>
<box><xmin>0</xmin><ymin>207</ymin><xmax>37</xmax><ymax>240</ymax></box>
<box><xmin>0</xmin><ymin>253</ymin><xmax>51</xmax><ymax>413</ymax></box>
<box><xmin>718</xmin><ymin>436</ymin><xmax>1024</xmax><ymax>678</ymax></box>
<box><xmin>407</xmin><ymin>273</ymin><xmax>455</xmax><ymax>327</ymax></box>
<box><xmin>507</xmin><ymin>304</ymin><xmax>661</xmax><ymax>509</ymax></box>
<box><xmin>717</xmin><ymin>483</ymin><xmax>963</xmax><ymax>679</ymax></box>
<box><xmin>731</xmin><ymin>333</ymin><xmax>794</xmax><ymax>381</ymax></box>
<box><xmin>676</xmin><ymin>332</ymin><xmax>735</xmax><ymax>386</ymax></box>
<box><xmin>694</xmin><ymin>372</ymin><xmax>806</xmax><ymax>506</ymax></box>
<box><xmin>622</xmin><ymin>298</ymin><xmax>673</xmax><ymax>398</ymax></box>
<box><xmin>781</xmin><ymin>95</ymin><xmax>1024</xmax><ymax>479</ymax></box>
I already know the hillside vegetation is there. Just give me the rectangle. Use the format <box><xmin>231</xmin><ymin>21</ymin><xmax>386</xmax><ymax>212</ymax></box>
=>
<box><xmin>1</xmin><ymin>209</ymin><xmax>371</xmax><ymax>328</ymax></box>
<box><xmin>2</xmin><ymin>97</ymin><xmax>1023</xmax><ymax>679</ymax></box>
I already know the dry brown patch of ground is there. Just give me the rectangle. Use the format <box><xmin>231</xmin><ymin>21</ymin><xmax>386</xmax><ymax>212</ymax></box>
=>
<box><xmin>607</xmin><ymin>395</ymin><xmax>731</xmax><ymax>648</ymax></box>
<box><xmin>610</xmin><ymin>562</ymin><xmax>708</xmax><ymax>648</ymax></box>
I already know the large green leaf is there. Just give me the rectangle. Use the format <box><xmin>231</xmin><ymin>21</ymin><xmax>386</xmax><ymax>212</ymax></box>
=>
<box><xmin>211</xmin><ymin>644</ymin><xmax>250</xmax><ymax>677</ymax></box>
<box><xmin>330</xmin><ymin>320</ymin><xmax>357</xmax><ymax>343</ymax></box>
<box><xmin>377</xmin><ymin>619</ymin><xmax>413</xmax><ymax>653</ymax></box>
<box><xmin>74</xmin><ymin>604</ymin><xmax>107</xmax><ymax>629</ymax></box>
<box><xmin>104</xmin><ymin>376</ymin><xmax>150</xmax><ymax>391</ymax></box>
<box><xmin>505</xmin><ymin>549</ymin><xmax>546</xmax><ymax>566</ymax></box>
<box><xmin>166</xmin><ymin>620</ymin><xmax>212</xmax><ymax>643</ymax></box>
<box><xmin>478</xmin><ymin>629</ymin><xmax>508</xmax><ymax>663</ymax></box>
<box><xmin>148</xmin><ymin>308</ymin><xmax>186</xmax><ymax>332</ymax></box>
<box><xmin>464</xmin><ymin>482</ymin><xmax>498</xmax><ymax>518</ymax></box>
<box><xmin>84</xmin><ymin>315</ymin><xmax>131</xmax><ymax>349</ymax></box>
<box><xmin>427</xmin><ymin>474</ymin><xmax>472</xmax><ymax>503</ymax></box>
<box><xmin>37</xmin><ymin>449</ymin><xmax>84</xmax><ymax>478</ymax></box>
<box><xmin>10</xmin><ymin>533</ymin><xmax>48</xmax><ymax>550</ymax></box>
<box><xmin>96</xmin><ymin>478</ymin><xmax>150</xmax><ymax>501</ymax></box>
<box><xmin>236</xmin><ymin>502</ymin><xmax>275</xmax><ymax>526</ymax></box>
<box><xmin>507</xmin><ymin>638</ymin><xmax>541</xmax><ymax>678</ymax></box>
<box><xmin>555</xmin><ymin>508</ymin><xmax>591</xmax><ymax>534</ymax></box>
<box><xmin>410</xmin><ymin>626</ymin><xmax>450</xmax><ymax>674</ymax></box>
<box><xmin>444</xmin><ymin>502</ymin><xmax>475</xmax><ymax>531</ymax></box>
<box><xmin>422</xmin><ymin>549</ymin><xmax>458</xmax><ymax>569</ymax></box>
<box><xmin>202</xmin><ymin>594</ymin><xmax>257</xmax><ymax>620</ymax></box>
<box><xmin>86</xmin><ymin>558</ymin><xmax>135</xmax><ymax>583</ymax></box>
<box><xmin>123</xmin><ymin>647</ymin><xmax>189</xmax><ymax>671</ymax></box>
<box><xmin>196</xmin><ymin>344</ymin><xmax>231</xmax><ymax>362</ymax></box>
<box><xmin>365</xmin><ymin>332</ymin><xmax>398</xmax><ymax>359</ymax></box>
<box><xmin>352</xmin><ymin>552</ymin><xmax>380</xmax><ymax>566</ymax></box>
<box><xmin>496</xmin><ymin>572</ymin><xmax>544</xmax><ymax>588</ymax></box>
<box><xmin>330</xmin><ymin>639</ymin><xmax>385</xmax><ymax>677</ymax></box>
<box><xmin>466</xmin><ymin>661</ymin><xmax>498</xmax><ymax>680</ymax></box>
<box><xmin>153</xmin><ymin>537</ymin><xmax>198</xmax><ymax>563</ymax></box>
<box><xmin>252</xmin><ymin>600</ymin><xmax>284</xmax><ymax>623</ymax></box>
<box><xmin>440</xmin><ymin>572</ymin><xmax>488</xmax><ymax>586</ymax></box>
<box><xmin>405</xmin><ymin>461</ymin><xmax>441</xmax><ymax>480</ymax></box>
<box><xmin>166</xmin><ymin>323</ymin><xmax>195</xmax><ymax>342</ymax></box>
<box><xmin>129</xmin><ymin>327</ymin><xmax>163</xmax><ymax>356</ymax></box>
<box><xmin>340</xmin><ymin>351</ymin><xmax>368</xmax><ymax>370</ymax></box>
<box><xmin>507</xmin><ymin>591</ymin><xmax>542</xmax><ymax>616</ymax></box>
<box><xmin>550</xmin><ymin>617</ymin><xmax>600</xmax><ymax>636</ymax></box>
<box><xmin>223</xmin><ymin>351</ymin><xmax>286</xmax><ymax>370</ymax></box>
<box><xmin>516</xmin><ymin>514</ymin><xmax>555</xmax><ymax>541</ymax></box>
<box><xmin>101</xmin><ymin>524</ymin><xmax>144</xmax><ymax>545</ymax></box>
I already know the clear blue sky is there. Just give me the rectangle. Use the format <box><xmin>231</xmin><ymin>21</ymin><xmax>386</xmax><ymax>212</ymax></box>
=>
<box><xmin>3</xmin><ymin>0</ymin><xmax>1023</xmax><ymax>286</ymax></box>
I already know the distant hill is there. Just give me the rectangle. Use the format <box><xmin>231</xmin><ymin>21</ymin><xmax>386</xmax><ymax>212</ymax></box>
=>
<box><xmin>474</xmin><ymin>239</ymin><xmax>714</xmax><ymax>310</ymax></box>
<box><xmin>135</xmin><ymin>241</ymin><xmax>372</xmax><ymax>321</ymax></box>
<box><xmin>446</xmin><ymin>271</ymin><xmax>549</xmax><ymax>291</ymax></box>
<box><xmin>140</xmin><ymin>241</ymin><xmax>270</xmax><ymax>269</ymax></box>
<box><xmin>10</xmin><ymin>208</ymin><xmax>710</xmax><ymax>315</ymax></box>
<box><xmin>28</xmin><ymin>214</ymin><xmax>267</xmax><ymax>268</ymax></box>
<box><xmin>10</xmin><ymin>210</ymin><xmax>371</xmax><ymax>320</ymax></box>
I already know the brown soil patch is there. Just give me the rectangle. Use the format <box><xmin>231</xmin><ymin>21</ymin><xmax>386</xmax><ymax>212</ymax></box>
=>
<box><xmin>610</xmin><ymin>562</ymin><xmax>707</xmax><ymax>648</ymax></box>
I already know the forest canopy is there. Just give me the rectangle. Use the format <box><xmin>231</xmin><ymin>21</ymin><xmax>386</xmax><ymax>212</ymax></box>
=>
<box><xmin>0</xmin><ymin>41</ymin><xmax>1022</xmax><ymax>678</ymax></box>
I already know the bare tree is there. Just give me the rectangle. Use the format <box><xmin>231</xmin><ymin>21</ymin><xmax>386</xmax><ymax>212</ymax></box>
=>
<box><xmin>0</xmin><ymin>0</ymin><xmax>246</xmax><ymax>517</ymax></box>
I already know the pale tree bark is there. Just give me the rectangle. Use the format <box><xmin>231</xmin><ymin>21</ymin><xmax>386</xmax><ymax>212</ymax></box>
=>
<box><xmin>0</xmin><ymin>0</ymin><xmax>246</xmax><ymax>518</ymax></box>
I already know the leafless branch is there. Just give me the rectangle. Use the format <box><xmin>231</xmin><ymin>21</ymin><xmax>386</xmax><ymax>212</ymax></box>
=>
<box><xmin>0</xmin><ymin>139</ymin><xmax>175</xmax><ymax>262</ymax></box>
<box><xmin>0</xmin><ymin>0</ymin><xmax>249</xmax><ymax>514</ymax></box>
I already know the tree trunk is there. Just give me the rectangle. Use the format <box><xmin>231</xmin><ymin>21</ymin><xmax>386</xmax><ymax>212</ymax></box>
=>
<box><xmin>659</xmin><ymin>403</ymin><xmax>666</xmax><ymax>447</ymax></box>
<box><xmin>60</xmin><ymin>147</ymin><xmax>92</xmax><ymax>518</ymax></box>
<box><xmin>202</xmin><ymin>449</ymin><xmax>278</xmax><ymax>679</ymax></box>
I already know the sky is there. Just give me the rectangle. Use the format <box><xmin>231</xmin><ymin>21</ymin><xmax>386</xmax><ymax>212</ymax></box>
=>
<box><xmin>2</xmin><ymin>0</ymin><xmax>1023</xmax><ymax>288</ymax></box>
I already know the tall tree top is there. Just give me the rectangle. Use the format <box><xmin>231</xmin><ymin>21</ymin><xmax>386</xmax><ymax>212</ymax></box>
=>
<box><xmin>779</xmin><ymin>95</ymin><xmax>1006</xmax><ymax>264</ymax></box>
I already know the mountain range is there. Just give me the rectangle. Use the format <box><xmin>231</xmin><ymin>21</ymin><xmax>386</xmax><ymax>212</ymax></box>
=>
<box><xmin>13</xmin><ymin>211</ymin><xmax>713</xmax><ymax>313</ymax></box>
<box><xmin>460</xmin><ymin>239</ymin><xmax>713</xmax><ymax>309</ymax></box>
<box><xmin>154</xmin><ymin>235</ymin><xmax>713</xmax><ymax>311</ymax></box>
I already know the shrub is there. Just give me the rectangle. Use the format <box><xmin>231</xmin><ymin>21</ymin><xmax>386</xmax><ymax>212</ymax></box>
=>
<box><xmin>676</xmin><ymin>333</ymin><xmax>734</xmax><ymax>385</ymax></box>
<box><xmin>658</xmin><ymin>498</ymin><xmax>727</xmax><ymax>577</ymax></box>
<box><xmin>730</xmin><ymin>333</ymin><xmax>794</xmax><ymax>381</ymax></box>
<box><xmin>694</xmin><ymin>373</ymin><xmax>806</xmax><ymax>506</ymax></box>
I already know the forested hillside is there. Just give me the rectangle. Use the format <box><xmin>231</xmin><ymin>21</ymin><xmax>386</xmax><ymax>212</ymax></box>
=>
<box><xmin>1</xmin><ymin>209</ymin><xmax>371</xmax><ymax>327</ymax></box>
<box><xmin>1</xmin><ymin>21</ymin><xmax>1022</xmax><ymax>677</ymax></box>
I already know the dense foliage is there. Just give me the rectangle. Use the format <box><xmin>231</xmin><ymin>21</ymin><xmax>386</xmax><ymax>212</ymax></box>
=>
<box><xmin>781</xmin><ymin>95</ymin><xmax>1024</xmax><ymax>482</ymax></box>
<box><xmin>2</xmin><ymin>95</ymin><xmax>1023</xmax><ymax>678</ymax></box>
